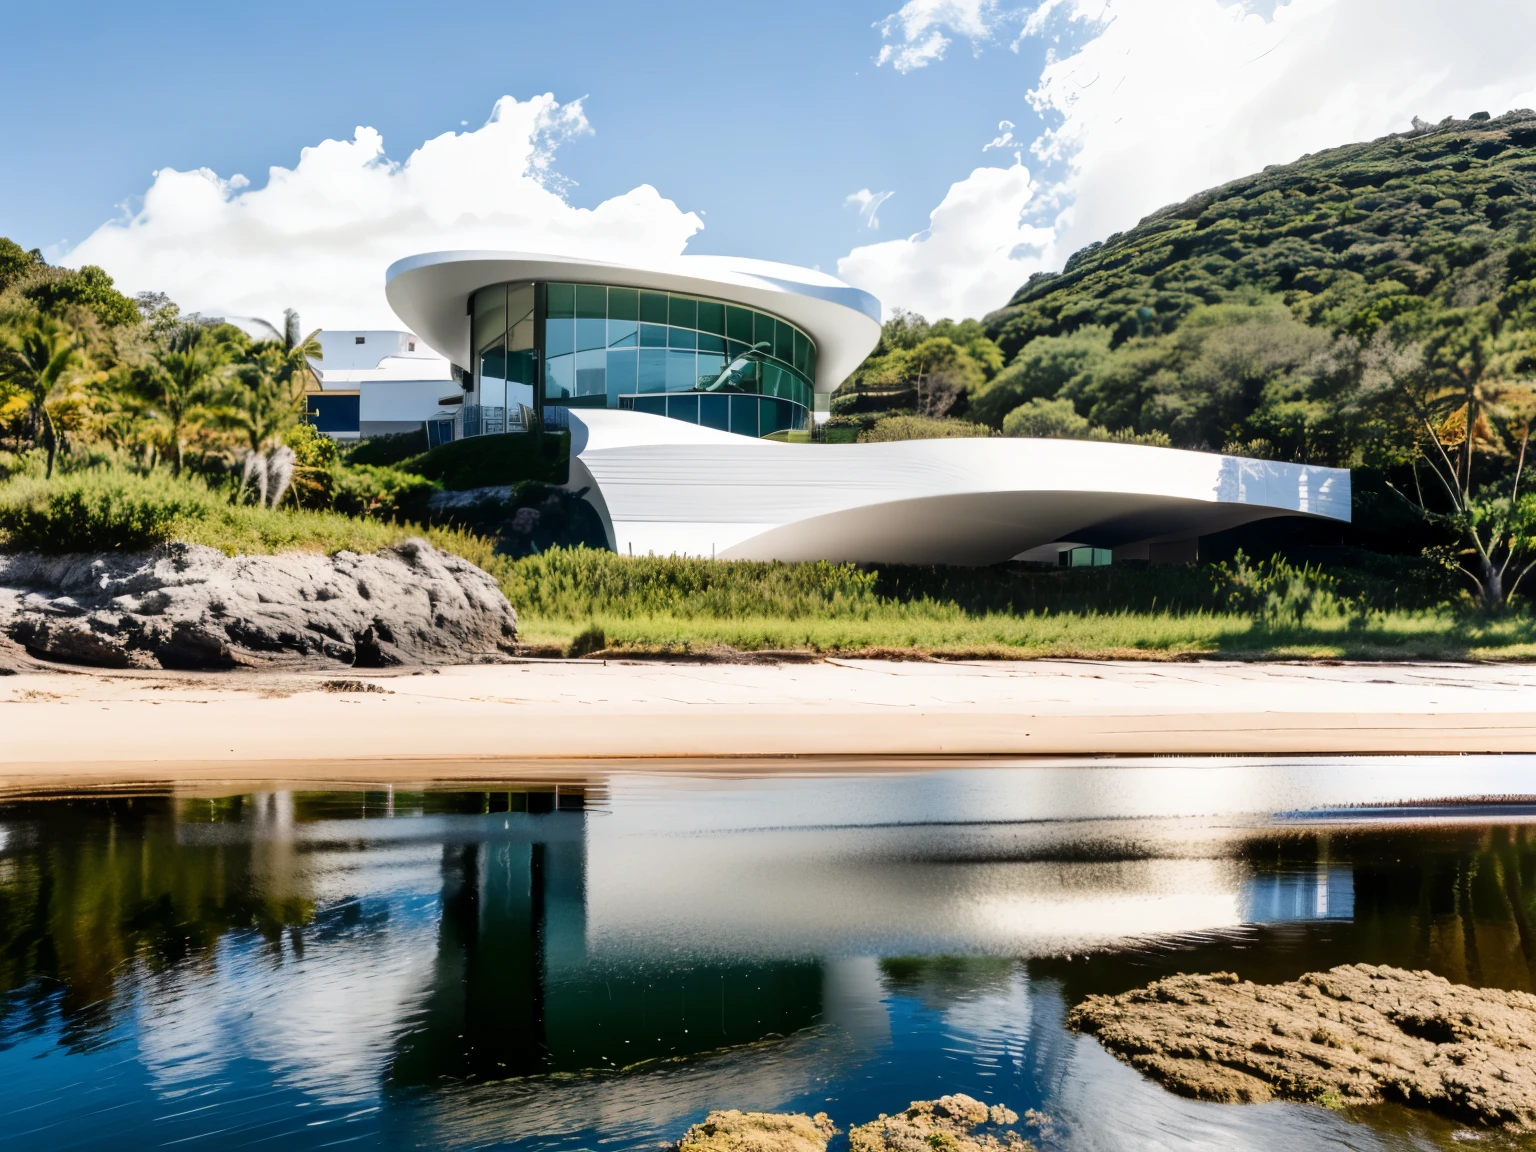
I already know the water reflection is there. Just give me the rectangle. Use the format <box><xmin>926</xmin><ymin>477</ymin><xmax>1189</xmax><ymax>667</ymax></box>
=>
<box><xmin>0</xmin><ymin>760</ymin><xmax>1534</xmax><ymax>1150</ymax></box>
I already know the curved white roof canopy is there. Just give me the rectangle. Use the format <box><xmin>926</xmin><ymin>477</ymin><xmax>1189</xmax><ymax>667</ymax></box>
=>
<box><xmin>385</xmin><ymin>251</ymin><xmax>883</xmax><ymax>393</ymax></box>
<box><xmin>567</xmin><ymin>409</ymin><xmax>1352</xmax><ymax>565</ymax></box>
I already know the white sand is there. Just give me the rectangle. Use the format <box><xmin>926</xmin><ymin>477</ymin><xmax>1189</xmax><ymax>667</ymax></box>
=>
<box><xmin>1</xmin><ymin>658</ymin><xmax>1533</xmax><ymax>787</ymax></box>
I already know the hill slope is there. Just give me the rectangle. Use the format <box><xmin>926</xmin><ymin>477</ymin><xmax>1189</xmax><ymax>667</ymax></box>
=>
<box><xmin>984</xmin><ymin>110</ymin><xmax>1536</xmax><ymax>357</ymax></box>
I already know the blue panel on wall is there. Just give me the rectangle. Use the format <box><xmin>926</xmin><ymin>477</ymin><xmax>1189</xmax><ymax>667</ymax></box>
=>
<box><xmin>307</xmin><ymin>394</ymin><xmax>360</xmax><ymax>433</ymax></box>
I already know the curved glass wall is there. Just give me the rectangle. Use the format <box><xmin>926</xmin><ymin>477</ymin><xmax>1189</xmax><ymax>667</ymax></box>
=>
<box><xmin>468</xmin><ymin>284</ymin><xmax>538</xmax><ymax>436</ymax></box>
<box><xmin>469</xmin><ymin>281</ymin><xmax>815</xmax><ymax>438</ymax></box>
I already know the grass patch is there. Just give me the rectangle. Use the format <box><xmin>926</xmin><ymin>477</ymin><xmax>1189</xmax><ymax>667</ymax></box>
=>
<box><xmin>512</xmin><ymin>606</ymin><xmax>1536</xmax><ymax>661</ymax></box>
<box><xmin>490</xmin><ymin>547</ymin><xmax>1536</xmax><ymax>661</ymax></box>
<box><xmin>0</xmin><ymin>466</ymin><xmax>488</xmax><ymax>561</ymax></box>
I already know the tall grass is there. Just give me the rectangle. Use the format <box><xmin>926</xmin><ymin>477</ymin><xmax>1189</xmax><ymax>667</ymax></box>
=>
<box><xmin>489</xmin><ymin>546</ymin><xmax>1536</xmax><ymax>660</ymax></box>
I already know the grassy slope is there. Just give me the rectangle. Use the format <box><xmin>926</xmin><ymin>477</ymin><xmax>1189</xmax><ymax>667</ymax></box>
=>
<box><xmin>984</xmin><ymin>111</ymin><xmax>1536</xmax><ymax>354</ymax></box>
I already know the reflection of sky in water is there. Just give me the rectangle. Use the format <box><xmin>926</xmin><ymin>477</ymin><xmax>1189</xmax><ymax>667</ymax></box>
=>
<box><xmin>1</xmin><ymin>758</ymin><xmax>1531</xmax><ymax>1150</ymax></box>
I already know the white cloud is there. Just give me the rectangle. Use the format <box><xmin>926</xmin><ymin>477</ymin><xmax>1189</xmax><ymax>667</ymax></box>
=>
<box><xmin>838</xmin><ymin>161</ymin><xmax>1054</xmax><ymax>321</ymax></box>
<box><xmin>63</xmin><ymin>94</ymin><xmax>703</xmax><ymax>331</ymax></box>
<box><xmin>852</xmin><ymin>0</ymin><xmax>1536</xmax><ymax>320</ymax></box>
<box><xmin>1024</xmin><ymin>0</ymin><xmax>1536</xmax><ymax>258</ymax></box>
<box><xmin>875</xmin><ymin>0</ymin><xmax>1003</xmax><ymax>72</ymax></box>
<box><xmin>845</xmin><ymin>188</ymin><xmax>896</xmax><ymax>229</ymax></box>
<box><xmin>982</xmin><ymin>119</ymin><xmax>1017</xmax><ymax>151</ymax></box>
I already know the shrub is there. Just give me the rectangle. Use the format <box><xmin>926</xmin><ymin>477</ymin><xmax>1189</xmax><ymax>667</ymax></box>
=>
<box><xmin>1214</xmin><ymin>550</ymin><xmax>1352</xmax><ymax>625</ymax></box>
<box><xmin>0</xmin><ymin>465</ymin><xmax>473</xmax><ymax>558</ymax></box>
<box><xmin>0</xmin><ymin>469</ymin><xmax>219</xmax><ymax>551</ymax></box>
<box><xmin>1002</xmin><ymin>398</ymin><xmax>1173</xmax><ymax>447</ymax></box>
<box><xmin>857</xmin><ymin>416</ymin><xmax>993</xmax><ymax>443</ymax></box>
<box><xmin>406</xmin><ymin>431</ymin><xmax>570</xmax><ymax>490</ymax></box>
<box><xmin>347</xmin><ymin>429</ymin><xmax>429</xmax><ymax>466</ymax></box>
<box><xmin>332</xmin><ymin>464</ymin><xmax>440</xmax><ymax>523</ymax></box>
<box><xmin>1002</xmin><ymin>397</ymin><xmax>1089</xmax><ymax>438</ymax></box>
<box><xmin>496</xmin><ymin>546</ymin><xmax>881</xmax><ymax>620</ymax></box>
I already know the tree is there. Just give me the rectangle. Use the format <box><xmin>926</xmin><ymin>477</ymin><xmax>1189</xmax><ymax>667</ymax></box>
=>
<box><xmin>134</xmin><ymin>321</ymin><xmax>232</xmax><ymax>476</ymax></box>
<box><xmin>21</xmin><ymin>264</ymin><xmax>140</xmax><ymax>327</ymax></box>
<box><xmin>1365</xmin><ymin>326</ymin><xmax>1536</xmax><ymax>607</ymax></box>
<box><xmin>0</xmin><ymin>310</ymin><xmax>82</xmax><ymax>477</ymax></box>
<box><xmin>222</xmin><ymin>311</ymin><xmax>321</xmax><ymax>507</ymax></box>
<box><xmin>970</xmin><ymin>326</ymin><xmax>1113</xmax><ymax>427</ymax></box>
<box><xmin>0</xmin><ymin>237</ymin><xmax>44</xmax><ymax>292</ymax></box>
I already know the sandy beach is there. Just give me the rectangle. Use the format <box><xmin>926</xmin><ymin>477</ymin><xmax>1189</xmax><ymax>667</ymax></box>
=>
<box><xmin>1</xmin><ymin>657</ymin><xmax>1533</xmax><ymax>789</ymax></box>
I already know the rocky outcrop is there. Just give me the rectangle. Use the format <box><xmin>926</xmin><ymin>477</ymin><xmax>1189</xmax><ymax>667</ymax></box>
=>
<box><xmin>848</xmin><ymin>1095</ymin><xmax>1035</xmax><ymax>1152</ymax></box>
<box><xmin>1068</xmin><ymin>964</ymin><xmax>1536</xmax><ymax>1131</ymax></box>
<box><xmin>0</xmin><ymin>538</ymin><xmax>517</xmax><ymax>670</ymax></box>
<box><xmin>675</xmin><ymin>1111</ymin><xmax>837</xmax><ymax>1152</ymax></box>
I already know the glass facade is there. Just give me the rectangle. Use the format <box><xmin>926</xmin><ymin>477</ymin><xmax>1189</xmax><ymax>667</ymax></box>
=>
<box><xmin>469</xmin><ymin>283</ymin><xmax>538</xmax><ymax>436</ymax></box>
<box><xmin>468</xmin><ymin>281</ymin><xmax>814</xmax><ymax>438</ymax></box>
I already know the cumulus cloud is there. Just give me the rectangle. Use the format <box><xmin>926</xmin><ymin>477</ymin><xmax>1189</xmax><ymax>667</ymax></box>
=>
<box><xmin>875</xmin><ymin>0</ymin><xmax>1004</xmax><ymax>72</ymax></box>
<box><xmin>850</xmin><ymin>0</ymin><xmax>1536</xmax><ymax>320</ymax></box>
<box><xmin>63</xmin><ymin>94</ymin><xmax>703</xmax><ymax>331</ymax></box>
<box><xmin>838</xmin><ymin>161</ymin><xmax>1053</xmax><ymax>321</ymax></box>
<box><xmin>845</xmin><ymin>188</ymin><xmax>896</xmax><ymax>229</ymax></box>
<box><xmin>1024</xmin><ymin>0</ymin><xmax>1536</xmax><ymax>257</ymax></box>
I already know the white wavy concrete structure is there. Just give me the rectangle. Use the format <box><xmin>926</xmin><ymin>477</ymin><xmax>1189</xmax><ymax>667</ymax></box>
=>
<box><xmin>569</xmin><ymin>409</ymin><xmax>1350</xmax><ymax>564</ymax></box>
<box><xmin>387</xmin><ymin>249</ymin><xmax>1351</xmax><ymax>565</ymax></box>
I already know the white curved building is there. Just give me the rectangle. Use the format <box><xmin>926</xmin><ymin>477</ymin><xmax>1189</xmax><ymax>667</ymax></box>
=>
<box><xmin>386</xmin><ymin>251</ymin><xmax>1350</xmax><ymax>565</ymax></box>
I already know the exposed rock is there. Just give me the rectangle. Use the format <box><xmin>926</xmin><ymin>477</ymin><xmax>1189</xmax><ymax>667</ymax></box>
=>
<box><xmin>1068</xmin><ymin>964</ymin><xmax>1536</xmax><ymax>1131</ymax></box>
<box><xmin>849</xmin><ymin>1095</ymin><xmax>1035</xmax><ymax>1152</ymax></box>
<box><xmin>0</xmin><ymin>538</ymin><xmax>517</xmax><ymax>670</ymax></box>
<box><xmin>675</xmin><ymin>1110</ymin><xmax>837</xmax><ymax>1152</ymax></box>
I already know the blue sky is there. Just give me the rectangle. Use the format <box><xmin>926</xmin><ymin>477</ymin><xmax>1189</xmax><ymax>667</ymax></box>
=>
<box><xmin>9</xmin><ymin>0</ymin><xmax>1535</xmax><ymax>329</ymax></box>
<box><xmin>3</xmin><ymin>0</ymin><xmax>1045</xmax><ymax>275</ymax></box>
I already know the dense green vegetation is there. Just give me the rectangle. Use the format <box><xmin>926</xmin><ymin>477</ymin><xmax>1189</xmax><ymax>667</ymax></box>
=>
<box><xmin>973</xmin><ymin>113</ymin><xmax>1536</xmax><ymax>466</ymax></box>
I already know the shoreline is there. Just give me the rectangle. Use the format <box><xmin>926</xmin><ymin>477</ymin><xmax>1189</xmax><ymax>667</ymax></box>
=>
<box><xmin>2</xmin><ymin>658</ymin><xmax>1534</xmax><ymax>788</ymax></box>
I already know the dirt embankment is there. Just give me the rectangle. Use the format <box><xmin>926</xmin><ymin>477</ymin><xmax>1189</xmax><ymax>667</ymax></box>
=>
<box><xmin>1068</xmin><ymin>963</ymin><xmax>1536</xmax><ymax>1131</ymax></box>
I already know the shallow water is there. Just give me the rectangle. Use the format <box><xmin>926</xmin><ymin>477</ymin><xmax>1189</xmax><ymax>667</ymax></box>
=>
<box><xmin>3</xmin><ymin>756</ymin><xmax>1536</xmax><ymax>1150</ymax></box>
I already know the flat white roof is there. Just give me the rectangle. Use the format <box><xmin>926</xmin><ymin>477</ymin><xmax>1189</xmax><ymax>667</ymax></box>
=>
<box><xmin>384</xmin><ymin>251</ymin><xmax>883</xmax><ymax>394</ymax></box>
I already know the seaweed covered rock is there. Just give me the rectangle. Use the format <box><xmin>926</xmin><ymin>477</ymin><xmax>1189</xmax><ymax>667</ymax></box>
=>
<box><xmin>1068</xmin><ymin>964</ymin><xmax>1536</xmax><ymax>1131</ymax></box>
<box><xmin>675</xmin><ymin>1110</ymin><xmax>837</xmax><ymax>1152</ymax></box>
<box><xmin>848</xmin><ymin>1095</ymin><xmax>1035</xmax><ymax>1152</ymax></box>
<box><xmin>0</xmin><ymin>538</ymin><xmax>517</xmax><ymax>669</ymax></box>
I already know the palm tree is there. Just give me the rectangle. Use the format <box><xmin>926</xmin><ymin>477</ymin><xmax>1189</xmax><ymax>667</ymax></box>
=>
<box><xmin>0</xmin><ymin>310</ymin><xmax>81</xmax><ymax>477</ymax></box>
<box><xmin>134</xmin><ymin>321</ymin><xmax>231</xmax><ymax>476</ymax></box>
<box><xmin>220</xmin><ymin>313</ymin><xmax>321</xmax><ymax>508</ymax></box>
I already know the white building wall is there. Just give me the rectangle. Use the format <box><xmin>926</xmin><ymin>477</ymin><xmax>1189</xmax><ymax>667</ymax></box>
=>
<box><xmin>313</xmin><ymin>329</ymin><xmax>459</xmax><ymax>437</ymax></box>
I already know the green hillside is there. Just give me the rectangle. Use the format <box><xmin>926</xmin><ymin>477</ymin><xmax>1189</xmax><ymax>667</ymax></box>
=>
<box><xmin>962</xmin><ymin>111</ymin><xmax>1536</xmax><ymax>464</ymax></box>
<box><xmin>987</xmin><ymin>112</ymin><xmax>1536</xmax><ymax>352</ymax></box>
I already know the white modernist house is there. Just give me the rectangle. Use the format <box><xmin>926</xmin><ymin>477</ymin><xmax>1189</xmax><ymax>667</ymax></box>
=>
<box><xmin>385</xmin><ymin>250</ymin><xmax>1351</xmax><ymax>565</ymax></box>
<box><xmin>306</xmin><ymin>330</ymin><xmax>461</xmax><ymax>444</ymax></box>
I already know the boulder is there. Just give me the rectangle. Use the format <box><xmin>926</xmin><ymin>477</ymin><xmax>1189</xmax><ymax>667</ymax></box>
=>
<box><xmin>0</xmin><ymin>538</ymin><xmax>517</xmax><ymax>670</ymax></box>
<box><xmin>1068</xmin><ymin>964</ymin><xmax>1536</xmax><ymax>1131</ymax></box>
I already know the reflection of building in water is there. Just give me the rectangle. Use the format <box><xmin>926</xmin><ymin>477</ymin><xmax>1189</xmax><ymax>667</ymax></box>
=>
<box><xmin>1239</xmin><ymin>866</ymin><xmax>1354</xmax><ymax>924</ymax></box>
<box><xmin>388</xmin><ymin>788</ymin><xmax>826</xmax><ymax>1087</ymax></box>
